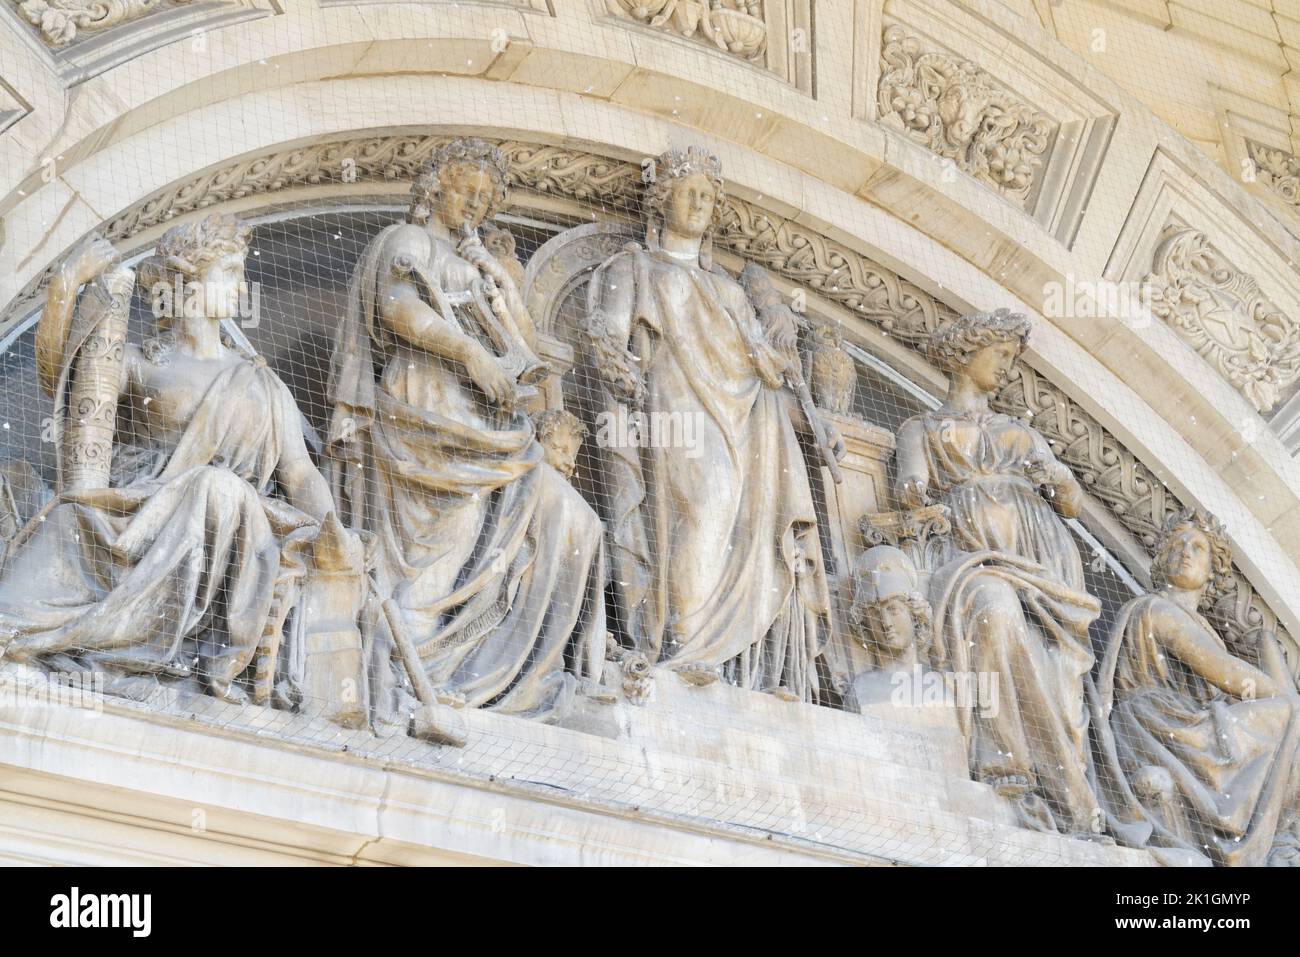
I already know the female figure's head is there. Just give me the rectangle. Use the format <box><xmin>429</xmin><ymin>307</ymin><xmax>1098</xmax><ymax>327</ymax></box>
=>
<box><xmin>410</xmin><ymin>138</ymin><xmax>510</xmax><ymax>235</ymax></box>
<box><xmin>931</xmin><ymin>308</ymin><xmax>1031</xmax><ymax>396</ymax></box>
<box><xmin>644</xmin><ymin>146</ymin><xmax>725</xmax><ymax>258</ymax></box>
<box><xmin>1151</xmin><ymin>508</ymin><xmax>1232</xmax><ymax>598</ymax></box>
<box><xmin>140</xmin><ymin>213</ymin><xmax>252</xmax><ymax>324</ymax></box>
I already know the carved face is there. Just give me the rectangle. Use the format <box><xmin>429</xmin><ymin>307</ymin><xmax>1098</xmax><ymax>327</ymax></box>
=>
<box><xmin>963</xmin><ymin>339</ymin><xmax>1018</xmax><ymax>393</ymax></box>
<box><xmin>436</xmin><ymin>163</ymin><xmax>498</xmax><ymax>234</ymax></box>
<box><xmin>863</xmin><ymin>595</ymin><xmax>916</xmax><ymax>654</ymax></box>
<box><xmin>541</xmin><ymin>427</ymin><xmax>583</xmax><ymax>479</ymax></box>
<box><xmin>660</xmin><ymin>171</ymin><xmax>718</xmax><ymax>240</ymax></box>
<box><xmin>195</xmin><ymin>250</ymin><xmax>246</xmax><ymax>321</ymax></box>
<box><xmin>937</xmin><ymin>81</ymin><xmax>990</xmax><ymax>150</ymax></box>
<box><xmin>1160</xmin><ymin>525</ymin><xmax>1213</xmax><ymax>591</ymax></box>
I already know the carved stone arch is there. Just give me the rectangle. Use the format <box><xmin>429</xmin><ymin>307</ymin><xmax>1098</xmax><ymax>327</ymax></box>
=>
<box><xmin>523</xmin><ymin>221</ymin><xmax>639</xmax><ymax>344</ymax></box>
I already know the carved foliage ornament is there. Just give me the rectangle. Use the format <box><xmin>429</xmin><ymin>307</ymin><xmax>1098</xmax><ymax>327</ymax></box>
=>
<box><xmin>13</xmin><ymin>132</ymin><xmax>1291</xmax><ymax>667</ymax></box>
<box><xmin>1144</xmin><ymin>225</ymin><xmax>1300</xmax><ymax>413</ymax></box>
<box><xmin>877</xmin><ymin>25</ymin><xmax>1055</xmax><ymax>206</ymax></box>
<box><xmin>1246</xmin><ymin>140</ymin><xmax>1300</xmax><ymax>209</ymax></box>
<box><xmin>606</xmin><ymin>0</ymin><xmax>767</xmax><ymax>62</ymax></box>
<box><xmin>17</xmin><ymin>0</ymin><xmax>194</xmax><ymax>46</ymax></box>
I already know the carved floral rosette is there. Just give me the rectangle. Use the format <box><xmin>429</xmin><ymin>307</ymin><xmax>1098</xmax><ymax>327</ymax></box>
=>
<box><xmin>1143</xmin><ymin>225</ymin><xmax>1300</xmax><ymax>413</ymax></box>
<box><xmin>877</xmin><ymin>24</ymin><xmax>1055</xmax><ymax>206</ymax></box>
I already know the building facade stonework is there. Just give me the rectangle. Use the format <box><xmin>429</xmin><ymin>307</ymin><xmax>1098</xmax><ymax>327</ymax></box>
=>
<box><xmin>0</xmin><ymin>0</ymin><xmax>1297</xmax><ymax>867</ymax></box>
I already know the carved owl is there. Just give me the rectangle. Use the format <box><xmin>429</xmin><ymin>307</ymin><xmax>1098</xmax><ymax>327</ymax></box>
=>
<box><xmin>808</xmin><ymin>322</ymin><xmax>855</xmax><ymax>416</ymax></box>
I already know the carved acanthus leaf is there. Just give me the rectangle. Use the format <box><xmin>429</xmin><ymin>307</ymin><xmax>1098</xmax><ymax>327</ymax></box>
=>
<box><xmin>17</xmin><ymin>0</ymin><xmax>195</xmax><ymax>46</ymax></box>
<box><xmin>1144</xmin><ymin>225</ymin><xmax>1300</xmax><ymax>413</ymax></box>
<box><xmin>1247</xmin><ymin>140</ymin><xmax>1300</xmax><ymax>208</ymax></box>
<box><xmin>877</xmin><ymin>24</ymin><xmax>1056</xmax><ymax>206</ymax></box>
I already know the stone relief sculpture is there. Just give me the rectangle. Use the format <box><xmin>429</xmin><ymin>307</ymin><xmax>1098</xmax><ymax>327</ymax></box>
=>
<box><xmin>0</xmin><ymin>215</ymin><xmax>352</xmax><ymax>709</ymax></box>
<box><xmin>877</xmin><ymin>24</ymin><xmax>1056</xmax><ymax>205</ymax></box>
<box><xmin>846</xmin><ymin>544</ymin><xmax>932</xmax><ymax>707</ymax></box>
<box><xmin>582</xmin><ymin>145</ymin><xmax>842</xmax><ymax>701</ymax></box>
<box><xmin>1144</xmin><ymin>224</ymin><xmax>1300</xmax><ymax>413</ymax></box>
<box><xmin>19</xmin><ymin>0</ymin><xmax>194</xmax><ymax>46</ymax></box>
<box><xmin>533</xmin><ymin>408</ymin><xmax>586</xmax><ymax>480</ymax></box>
<box><xmin>896</xmin><ymin>308</ymin><xmax>1103</xmax><ymax>834</ymax></box>
<box><xmin>605</xmin><ymin>0</ymin><xmax>767</xmax><ymax>62</ymax></box>
<box><xmin>327</xmin><ymin>138</ymin><xmax>608</xmax><ymax>737</ymax></box>
<box><xmin>806</xmin><ymin>321</ymin><xmax>857</xmax><ymax>417</ymax></box>
<box><xmin>1092</xmin><ymin>508</ymin><xmax>1300</xmax><ymax>866</ymax></box>
<box><xmin>1247</xmin><ymin>140</ymin><xmax>1300</xmax><ymax>209</ymax></box>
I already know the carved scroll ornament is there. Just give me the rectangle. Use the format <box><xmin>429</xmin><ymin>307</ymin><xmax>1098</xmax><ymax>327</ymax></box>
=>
<box><xmin>1144</xmin><ymin>225</ymin><xmax>1300</xmax><ymax>413</ymax></box>
<box><xmin>18</xmin><ymin>0</ymin><xmax>195</xmax><ymax>47</ymax></box>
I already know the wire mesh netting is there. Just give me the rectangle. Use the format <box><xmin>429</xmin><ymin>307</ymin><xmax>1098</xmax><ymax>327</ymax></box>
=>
<box><xmin>0</xmin><ymin>0</ymin><xmax>1297</xmax><ymax>869</ymax></box>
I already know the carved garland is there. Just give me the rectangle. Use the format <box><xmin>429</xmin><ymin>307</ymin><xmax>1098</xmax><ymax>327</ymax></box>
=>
<box><xmin>1247</xmin><ymin>140</ymin><xmax>1300</xmax><ymax>209</ymax></box>
<box><xmin>877</xmin><ymin>24</ymin><xmax>1056</xmax><ymax>207</ymax></box>
<box><xmin>7</xmin><ymin>131</ymin><xmax>1291</xmax><ymax>661</ymax></box>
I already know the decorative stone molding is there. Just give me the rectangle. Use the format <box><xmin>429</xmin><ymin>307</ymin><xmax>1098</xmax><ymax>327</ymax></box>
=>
<box><xmin>16</xmin><ymin>0</ymin><xmax>195</xmax><ymax>46</ymax></box>
<box><xmin>1246</xmin><ymin>140</ymin><xmax>1300</xmax><ymax>210</ymax></box>
<box><xmin>100</xmin><ymin>137</ymin><xmax>644</xmax><ymax>244</ymax></box>
<box><xmin>1144</xmin><ymin>225</ymin><xmax>1300</xmax><ymax>414</ymax></box>
<box><xmin>6</xmin><ymin>131</ymin><xmax>1291</xmax><ymax>667</ymax></box>
<box><xmin>877</xmin><ymin>24</ymin><xmax>1056</xmax><ymax>207</ymax></box>
<box><xmin>605</xmin><ymin>0</ymin><xmax>767</xmax><ymax>62</ymax></box>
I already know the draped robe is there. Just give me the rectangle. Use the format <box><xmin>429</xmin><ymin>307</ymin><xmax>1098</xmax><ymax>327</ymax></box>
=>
<box><xmin>913</xmin><ymin>408</ymin><xmax>1102</xmax><ymax>832</ymax></box>
<box><xmin>328</xmin><ymin>222</ymin><xmax>606</xmax><ymax>725</ymax></box>
<box><xmin>0</xmin><ymin>354</ymin><xmax>315</xmax><ymax>689</ymax></box>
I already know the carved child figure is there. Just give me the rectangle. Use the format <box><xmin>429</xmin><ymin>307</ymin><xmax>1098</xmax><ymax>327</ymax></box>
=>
<box><xmin>533</xmin><ymin>408</ymin><xmax>586</xmax><ymax>481</ymax></box>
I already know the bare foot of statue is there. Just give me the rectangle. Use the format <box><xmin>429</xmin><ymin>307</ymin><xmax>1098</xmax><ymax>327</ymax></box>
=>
<box><xmin>207</xmin><ymin>677</ymin><xmax>250</xmax><ymax>706</ymax></box>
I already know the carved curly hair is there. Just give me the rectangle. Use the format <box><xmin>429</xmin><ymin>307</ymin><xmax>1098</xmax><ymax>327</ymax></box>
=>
<box><xmin>929</xmin><ymin>308</ymin><xmax>1031</xmax><ymax>373</ymax></box>
<box><xmin>137</xmin><ymin>212</ymin><xmax>251</xmax><ymax>291</ymax></box>
<box><xmin>1150</xmin><ymin>507</ymin><xmax>1233</xmax><ymax>598</ymax></box>
<box><xmin>410</xmin><ymin>138</ymin><xmax>510</xmax><ymax>226</ymax></box>
<box><xmin>643</xmin><ymin>145</ymin><xmax>726</xmax><ymax>236</ymax></box>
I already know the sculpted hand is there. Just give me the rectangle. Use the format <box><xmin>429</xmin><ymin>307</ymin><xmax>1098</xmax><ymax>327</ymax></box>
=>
<box><xmin>463</xmin><ymin>344</ymin><xmax>517</xmax><ymax>407</ymax></box>
<box><xmin>1024</xmin><ymin>452</ymin><xmax>1072</xmax><ymax>490</ymax></box>
<box><xmin>587</xmin><ymin>329</ymin><xmax>643</xmax><ymax>404</ymax></box>
<box><xmin>764</xmin><ymin>306</ymin><xmax>798</xmax><ymax>356</ymax></box>
<box><xmin>899</xmin><ymin>476</ymin><xmax>931</xmax><ymax>508</ymax></box>
<box><xmin>823</xmin><ymin>421</ymin><xmax>846</xmax><ymax>463</ymax></box>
